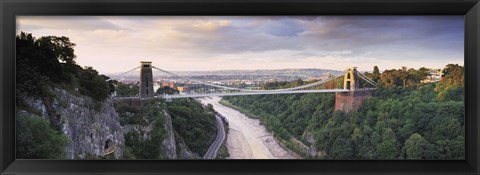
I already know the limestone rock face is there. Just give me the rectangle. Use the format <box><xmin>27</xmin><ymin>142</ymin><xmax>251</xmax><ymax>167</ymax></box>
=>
<box><xmin>122</xmin><ymin>110</ymin><xmax>178</xmax><ymax>159</ymax></box>
<box><xmin>177</xmin><ymin>140</ymin><xmax>200</xmax><ymax>159</ymax></box>
<box><xmin>162</xmin><ymin>110</ymin><xmax>177</xmax><ymax>159</ymax></box>
<box><xmin>18</xmin><ymin>88</ymin><xmax>125</xmax><ymax>159</ymax></box>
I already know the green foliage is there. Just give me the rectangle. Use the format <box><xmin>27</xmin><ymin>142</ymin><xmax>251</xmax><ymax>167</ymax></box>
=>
<box><xmin>16</xmin><ymin>32</ymin><xmax>112</xmax><ymax>104</ymax></box>
<box><xmin>157</xmin><ymin>86</ymin><xmax>179</xmax><ymax>95</ymax></box>
<box><xmin>216</xmin><ymin>144</ymin><xmax>230</xmax><ymax>159</ymax></box>
<box><xmin>405</xmin><ymin>133</ymin><xmax>431</xmax><ymax>159</ymax></box>
<box><xmin>78</xmin><ymin>67</ymin><xmax>111</xmax><ymax>101</ymax></box>
<box><xmin>328</xmin><ymin>137</ymin><xmax>354</xmax><ymax>159</ymax></box>
<box><xmin>372</xmin><ymin>66</ymin><xmax>380</xmax><ymax>83</ymax></box>
<box><xmin>115</xmin><ymin>83</ymin><xmax>139</xmax><ymax>97</ymax></box>
<box><xmin>16</xmin><ymin>114</ymin><xmax>69</xmax><ymax>159</ymax></box>
<box><xmin>117</xmin><ymin>98</ymin><xmax>218</xmax><ymax>159</ymax></box>
<box><xmin>114</xmin><ymin>101</ymin><xmax>141</xmax><ymax>126</ymax></box>
<box><xmin>167</xmin><ymin>98</ymin><xmax>217</xmax><ymax>157</ymax></box>
<box><xmin>378</xmin><ymin>67</ymin><xmax>430</xmax><ymax>88</ymax></box>
<box><xmin>118</xmin><ymin>99</ymin><xmax>167</xmax><ymax>159</ymax></box>
<box><xmin>435</xmin><ymin>64</ymin><xmax>464</xmax><ymax>102</ymax></box>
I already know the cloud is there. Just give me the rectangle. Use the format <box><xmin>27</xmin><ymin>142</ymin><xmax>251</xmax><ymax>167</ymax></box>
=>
<box><xmin>16</xmin><ymin>16</ymin><xmax>464</xmax><ymax>73</ymax></box>
<box><xmin>17</xmin><ymin>16</ymin><xmax>125</xmax><ymax>31</ymax></box>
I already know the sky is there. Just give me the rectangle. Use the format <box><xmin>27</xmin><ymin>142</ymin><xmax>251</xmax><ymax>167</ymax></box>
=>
<box><xmin>16</xmin><ymin>16</ymin><xmax>464</xmax><ymax>74</ymax></box>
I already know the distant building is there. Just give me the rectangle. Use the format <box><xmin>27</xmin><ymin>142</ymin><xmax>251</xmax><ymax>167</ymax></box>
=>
<box><xmin>177</xmin><ymin>86</ymin><xmax>188</xmax><ymax>93</ymax></box>
<box><xmin>161</xmin><ymin>82</ymin><xmax>176</xmax><ymax>88</ymax></box>
<box><xmin>421</xmin><ymin>69</ymin><xmax>443</xmax><ymax>83</ymax></box>
<box><xmin>153</xmin><ymin>82</ymin><xmax>161</xmax><ymax>93</ymax></box>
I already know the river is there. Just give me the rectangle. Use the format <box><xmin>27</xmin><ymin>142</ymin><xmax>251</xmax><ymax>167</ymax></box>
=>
<box><xmin>199</xmin><ymin>96</ymin><xmax>298</xmax><ymax>159</ymax></box>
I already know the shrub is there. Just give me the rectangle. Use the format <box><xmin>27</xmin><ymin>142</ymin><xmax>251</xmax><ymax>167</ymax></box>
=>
<box><xmin>16</xmin><ymin>114</ymin><xmax>69</xmax><ymax>159</ymax></box>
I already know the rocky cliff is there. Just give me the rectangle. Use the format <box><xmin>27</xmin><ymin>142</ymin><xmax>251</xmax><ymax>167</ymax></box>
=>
<box><xmin>162</xmin><ymin>110</ymin><xmax>177</xmax><ymax>159</ymax></box>
<box><xmin>162</xmin><ymin>110</ymin><xmax>199</xmax><ymax>159</ymax></box>
<box><xmin>17</xmin><ymin>88</ymin><xmax>125</xmax><ymax>159</ymax></box>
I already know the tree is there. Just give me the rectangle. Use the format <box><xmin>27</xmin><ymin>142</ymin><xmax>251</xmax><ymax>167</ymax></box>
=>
<box><xmin>405</xmin><ymin>133</ymin><xmax>430</xmax><ymax>159</ymax></box>
<box><xmin>442</xmin><ymin>64</ymin><xmax>464</xmax><ymax>85</ymax></box>
<box><xmin>372</xmin><ymin>66</ymin><xmax>380</xmax><ymax>83</ymax></box>
<box><xmin>436</xmin><ymin>64</ymin><xmax>464</xmax><ymax>101</ymax></box>
<box><xmin>16</xmin><ymin>115</ymin><xmax>69</xmax><ymax>159</ymax></box>
<box><xmin>206</xmin><ymin>103</ymin><xmax>215</xmax><ymax>113</ymax></box>
<box><xmin>116</xmin><ymin>84</ymin><xmax>139</xmax><ymax>97</ymax></box>
<box><xmin>328</xmin><ymin>137</ymin><xmax>354</xmax><ymax>159</ymax></box>
<box><xmin>16</xmin><ymin>32</ymin><xmax>111</xmax><ymax>102</ymax></box>
<box><xmin>101</xmin><ymin>75</ymin><xmax>116</xmax><ymax>95</ymax></box>
<box><xmin>398</xmin><ymin>69</ymin><xmax>408</xmax><ymax>86</ymax></box>
<box><xmin>78</xmin><ymin>67</ymin><xmax>110</xmax><ymax>101</ymax></box>
<box><xmin>36</xmin><ymin>35</ymin><xmax>77</xmax><ymax>65</ymax></box>
<box><xmin>417</xmin><ymin>67</ymin><xmax>430</xmax><ymax>82</ymax></box>
<box><xmin>379</xmin><ymin>69</ymin><xmax>402</xmax><ymax>87</ymax></box>
<box><xmin>157</xmin><ymin>86</ymin><xmax>179</xmax><ymax>95</ymax></box>
<box><xmin>375</xmin><ymin>128</ymin><xmax>399</xmax><ymax>159</ymax></box>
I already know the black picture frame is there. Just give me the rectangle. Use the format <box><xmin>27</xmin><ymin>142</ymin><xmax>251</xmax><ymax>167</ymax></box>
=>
<box><xmin>1</xmin><ymin>0</ymin><xmax>479</xmax><ymax>174</ymax></box>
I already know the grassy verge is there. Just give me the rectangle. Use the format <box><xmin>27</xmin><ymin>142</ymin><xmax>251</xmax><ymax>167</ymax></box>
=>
<box><xmin>215</xmin><ymin>109</ymin><xmax>230</xmax><ymax>159</ymax></box>
<box><xmin>216</xmin><ymin>144</ymin><xmax>230</xmax><ymax>159</ymax></box>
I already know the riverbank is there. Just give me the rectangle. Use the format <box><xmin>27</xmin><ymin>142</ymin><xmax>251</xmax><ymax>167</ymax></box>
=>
<box><xmin>220</xmin><ymin>98</ymin><xmax>311</xmax><ymax>158</ymax></box>
<box><xmin>199</xmin><ymin>97</ymin><xmax>298</xmax><ymax>159</ymax></box>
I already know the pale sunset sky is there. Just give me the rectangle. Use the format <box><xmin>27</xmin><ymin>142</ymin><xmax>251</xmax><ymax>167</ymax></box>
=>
<box><xmin>16</xmin><ymin>16</ymin><xmax>464</xmax><ymax>74</ymax></box>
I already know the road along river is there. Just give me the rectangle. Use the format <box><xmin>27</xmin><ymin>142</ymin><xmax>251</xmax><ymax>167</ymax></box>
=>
<box><xmin>199</xmin><ymin>96</ymin><xmax>298</xmax><ymax>159</ymax></box>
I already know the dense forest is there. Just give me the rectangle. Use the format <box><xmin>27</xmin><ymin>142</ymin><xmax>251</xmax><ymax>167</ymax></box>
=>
<box><xmin>167</xmin><ymin>98</ymin><xmax>218</xmax><ymax>156</ymax></box>
<box><xmin>224</xmin><ymin>64</ymin><xmax>464</xmax><ymax>159</ymax></box>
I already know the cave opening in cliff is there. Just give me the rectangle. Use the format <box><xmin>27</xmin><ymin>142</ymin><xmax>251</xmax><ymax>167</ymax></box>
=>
<box><xmin>104</xmin><ymin>139</ymin><xmax>115</xmax><ymax>155</ymax></box>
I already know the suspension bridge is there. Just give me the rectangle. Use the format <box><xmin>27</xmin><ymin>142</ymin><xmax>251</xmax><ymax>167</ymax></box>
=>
<box><xmin>109</xmin><ymin>61</ymin><xmax>377</xmax><ymax>111</ymax></box>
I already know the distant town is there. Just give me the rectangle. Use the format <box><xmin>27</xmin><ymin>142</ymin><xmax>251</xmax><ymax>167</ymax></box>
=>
<box><xmin>107</xmin><ymin>68</ymin><xmax>342</xmax><ymax>94</ymax></box>
<box><xmin>108</xmin><ymin>67</ymin><xmax>444</xmax><ymax>96</ymax></box>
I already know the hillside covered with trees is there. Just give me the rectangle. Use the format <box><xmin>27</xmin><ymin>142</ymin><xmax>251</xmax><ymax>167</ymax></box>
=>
<box><xmin>115</xmin><ymin>98</ymin><xmax>217</xmax><ymax>159</ymax></box>
<box><xmin>223</xmin><ymin>64</ymin><xmax>464</xmax><ymax>159</ymax></box>
<box><xmin>16</xmin><ymin>32</ymin><xmax>218</xmax><ymax>159</ymax></box>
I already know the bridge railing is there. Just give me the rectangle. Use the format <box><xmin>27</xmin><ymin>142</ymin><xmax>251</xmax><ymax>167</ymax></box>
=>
<box><xmin>109</xmin><ymin>65</ymin><xmax>379</xmax><ymax>100</ymax></box>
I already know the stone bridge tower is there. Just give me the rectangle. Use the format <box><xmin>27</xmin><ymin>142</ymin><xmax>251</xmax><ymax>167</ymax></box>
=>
<box><xmin>140</xmin><ymin>61</ymin><xmax>154</xmax><ymax>98</ymax></box>
<box><xmin>335</xmin><ymin>67</ymin><xmax>373</xmax><ymax>112</ymax></box>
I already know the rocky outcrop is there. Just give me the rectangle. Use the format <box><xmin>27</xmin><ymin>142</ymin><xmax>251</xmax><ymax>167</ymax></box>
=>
<box><xmin>301</xmin><ymin>131</ymin><xmax>326</xmax><ymax>158</ymax></box>
<box><xmin>162</xmin><ymin>110</ymin><xmax>177</xmax><ymax>159</ymax></box>
<box><xmin>18</xmin><ymin>88</ymin><xmax>125</xmax><ymax>159</ymax></box>
<box><xmin>122</xmin><ymin>110</ymin><xmax>177</xmax><ymax>159</ymax></box>
<box><xmin>176</xmin><ymin>140</ymin><xmax>200</xmax><ymax>159</ymax></box>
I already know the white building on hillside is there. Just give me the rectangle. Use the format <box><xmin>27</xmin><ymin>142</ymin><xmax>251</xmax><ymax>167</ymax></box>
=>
<box><xmin>421</xmin><ymin>69</ymin><xmax>443</xmax><ymax>83</ymax></box>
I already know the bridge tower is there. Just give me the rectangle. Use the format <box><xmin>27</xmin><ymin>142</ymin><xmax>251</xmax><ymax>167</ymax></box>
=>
<box><xmin>335</xmin><ymin>67</ymin><xmax>372</xmax><ymax>112</ymax></box>
<box><xmin>343</xmin><ymin>67</ymin><xmax>359</xmax><ymax>90</ymax></box>
<box><xmin>139</xmin><ymin>61</ymin><xmax>154</xmax><ymax>98</ymax></box>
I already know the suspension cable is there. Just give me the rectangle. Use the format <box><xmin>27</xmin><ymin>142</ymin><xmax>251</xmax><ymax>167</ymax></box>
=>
<box><xmin>358</xmin><ymin>73</ymin><xmax>377</xmax><ymax>88</ymax></box>
<box><xmin>108</xmin><ymin>66</ymin><xmax>141</xmax><ymax>80</ymax></box>
<box><xmin>151</xmin><ymin>66</ymin><xmax>338</xmax><ymax>92</ymax></box>
<box><xmin>357</xmin><ymin>72</ymin><xmax>378</xmax><ymax>88</ymax></box>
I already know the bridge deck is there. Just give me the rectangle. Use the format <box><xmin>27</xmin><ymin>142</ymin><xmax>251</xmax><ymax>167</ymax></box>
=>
<box><xmin>113</xmin><ymin>88</ymin><xmax>376</xmax><ymax>100</ymax></box>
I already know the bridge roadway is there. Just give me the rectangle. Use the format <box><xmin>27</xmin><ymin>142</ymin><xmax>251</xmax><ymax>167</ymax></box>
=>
<box><xmin>113</xmin><ymin>88</ymin><xmax>377</xmax><ymax>100</ymax></box>
<box><xmin>114</xmin><ymin>89</ymin><xmax>349</xmax><ymax>100</ymax></box>
<box><xmin>203</xmin><ymin>114</ymin><xmax>226</xmax><ymax>159</ymax></box>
